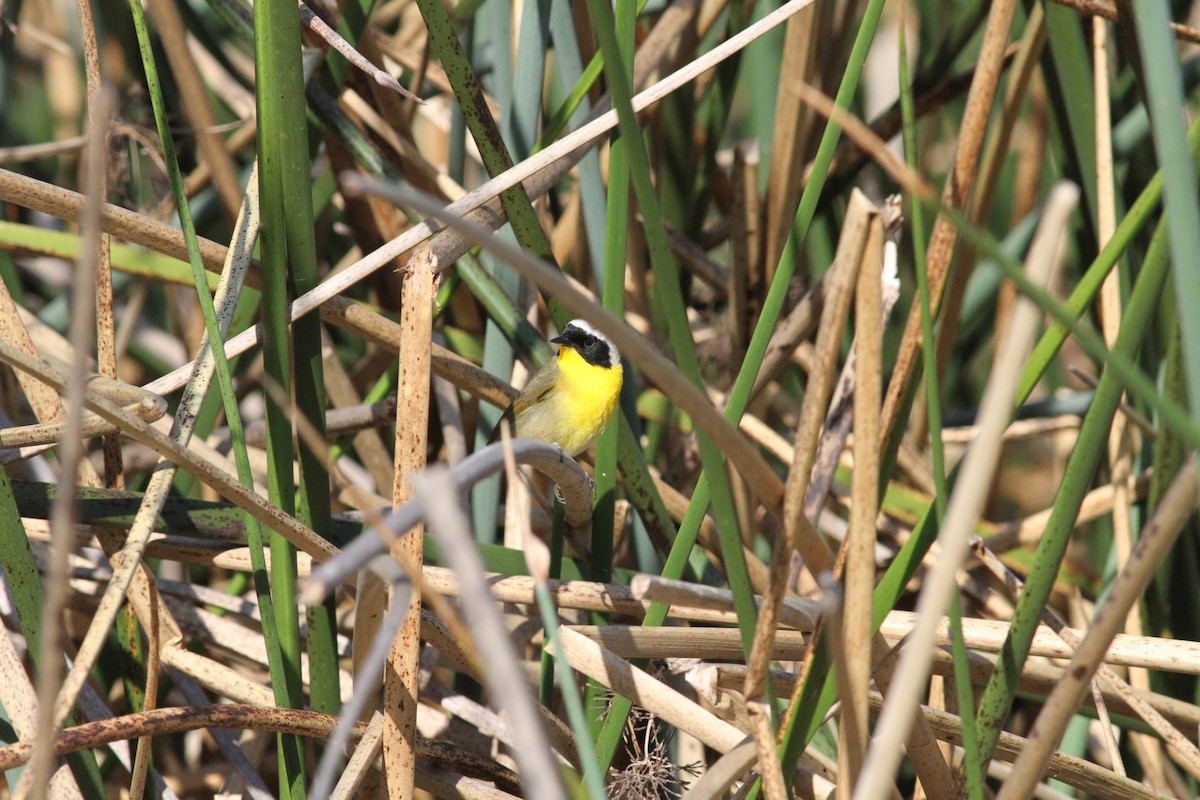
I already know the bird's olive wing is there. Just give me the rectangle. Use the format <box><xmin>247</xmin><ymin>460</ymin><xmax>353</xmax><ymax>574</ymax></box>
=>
<box><xmin>487</xmin><ymin>366</ymin><xmax>560</xmax><ymax>443</ymax></box>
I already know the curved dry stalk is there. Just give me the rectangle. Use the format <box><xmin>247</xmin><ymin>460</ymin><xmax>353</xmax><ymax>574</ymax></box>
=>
<box><xmin>160</xmin><ymin>597</ymin><xmax>354</xmax><ymax>696</ymax></box>
<box><xmin>415</xmin><ymin>467</ymin><xmax>566</xmax><ymax>798</ymax></box>
<box><xmin>0</xmin><ymin>700</ymin><xmax>516</xmax><ymax>791</ymax></box>
<box><xmin>171</xmin><ymin>673</ymin><xmax>273</xmax><ymax>800</ymax></box>
<box><xmin>304</xmin><ymin>438</ymin><xmax>596</xmax><ymax>596</ymax></box>
<box><xmin>681</xmin><ymin>738</ymin><xmax>760</xmax><ymax>800</ymax></box>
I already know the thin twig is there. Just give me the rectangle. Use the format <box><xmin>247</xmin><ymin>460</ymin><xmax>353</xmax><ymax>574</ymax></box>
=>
<box><xmin>25</xmin><ymin>89</ymin><xmax>112</xmax><ymax>800</ymax></box>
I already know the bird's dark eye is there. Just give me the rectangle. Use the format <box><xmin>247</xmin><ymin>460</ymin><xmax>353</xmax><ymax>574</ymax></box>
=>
<box><xmin>583</xmin><ymin>335</ymin><xmax>597</xmax><ymax>347</ymax></box>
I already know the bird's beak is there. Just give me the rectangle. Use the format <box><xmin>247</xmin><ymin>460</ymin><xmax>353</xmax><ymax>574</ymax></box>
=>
<box><xmin>550</xmin><ymin>334</ymin><xmax>568</xmax><ymax>346</ymax></box>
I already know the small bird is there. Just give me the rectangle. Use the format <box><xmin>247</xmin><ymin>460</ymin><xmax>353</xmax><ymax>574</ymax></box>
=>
<box><xmin>490</xmin><ymin>319</ymin><xmax>623</xmax><ymax>457</ymax></box>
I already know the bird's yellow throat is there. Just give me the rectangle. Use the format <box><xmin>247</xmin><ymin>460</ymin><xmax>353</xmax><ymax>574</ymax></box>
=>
<box><xmin>548</xmin><ymin>345</ymin><xmax>623</xmax><ymax>454</ymax></box>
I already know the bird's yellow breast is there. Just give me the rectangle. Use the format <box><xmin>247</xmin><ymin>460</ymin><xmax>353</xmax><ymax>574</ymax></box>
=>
<box><xmin>514</xmin><ymin>346</ymin><xmax>622</xmax><ymax>456</ymax></box>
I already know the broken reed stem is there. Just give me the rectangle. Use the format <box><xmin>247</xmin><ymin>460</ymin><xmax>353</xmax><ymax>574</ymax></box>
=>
<box><xmin>929</xmin><ymin>4</ymin><xmax>1045</xmax><ymax>405</ymax></box>
<box><xmin>854</xmin><ymin>182</ymin><xmax>1077</xmax><ymax>800</ymax></box>
<box><xmin>75</xmin><ymin>0</ymin><xmax>122</xmax><ymax>491</ymax></box>
<box><xmin>382</xmin><ymin>249</ymin><xmax>436</xmax><ymax>797</ymax></box>
<box><xmin>840</xmin><ymin>211</ymin><xmax>884</xmax><ymax>795</ymax></box>
<box><xmin>879</xmin><ymin>0</ymin><xmax>1022</xmax><ymax>452</ymax></box>
<box><xmin>1092</xmin><ymin>13</ymin><xmax>1155</xmax><ymax>786</ymax></box>
<box><xmin>743</xmin><ymin>193</ymin><xmax>877</xmax><ymax>799</ymax></box>
<box><xmin>745</xmin><ymin>190</ymin><xmax>873</xmax><ymax>711</ymax></box>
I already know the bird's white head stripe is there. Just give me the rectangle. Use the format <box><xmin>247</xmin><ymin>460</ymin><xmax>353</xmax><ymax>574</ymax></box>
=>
<box><xmin>562</xmin><ymin>319</ymin><xmax>620</xmax><ymax>367</ymax></box>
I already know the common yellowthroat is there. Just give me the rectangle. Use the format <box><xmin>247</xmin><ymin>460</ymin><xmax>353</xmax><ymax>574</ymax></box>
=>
<box><xmin>490</xmin><ymin>319</ymin><xmax>623</xmax><ymax>457</ymax></box>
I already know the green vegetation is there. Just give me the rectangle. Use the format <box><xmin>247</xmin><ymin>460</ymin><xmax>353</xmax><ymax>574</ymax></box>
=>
<box><xmin>1</xmin><ymin>0</ymin><xmax>1198</xmax><ymax>796</ymax></box>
